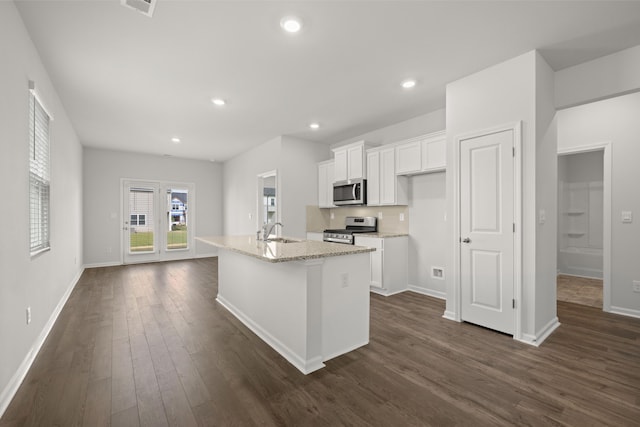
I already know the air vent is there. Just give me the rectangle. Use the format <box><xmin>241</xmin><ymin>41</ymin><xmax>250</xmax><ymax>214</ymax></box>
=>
<box><xmin>121</xmin><ymin>0</ymin><xmax>156</xmax><ymax>17</ymax></box>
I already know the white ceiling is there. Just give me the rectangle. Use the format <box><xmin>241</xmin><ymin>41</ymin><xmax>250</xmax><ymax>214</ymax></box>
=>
<box><xmin>16</xmin><ymin>1</ymin><xmax>640</xmax><ymax>162</ymax></box>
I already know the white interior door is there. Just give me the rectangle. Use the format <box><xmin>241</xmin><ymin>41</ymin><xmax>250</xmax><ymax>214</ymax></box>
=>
<box><xmin>123</xmin><ymin>180</ymin><xmax>195</xmax><ymax>264</ymax></box>
<box><xmin>460</xmin><ymin>129</ymin><xmax>515</xmax><ymax>335</ymax></box>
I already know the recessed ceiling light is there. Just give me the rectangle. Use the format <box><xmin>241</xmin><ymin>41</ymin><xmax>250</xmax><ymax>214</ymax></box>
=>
<box><xmin>309</xmin><ymin>122</ymin><xmax>320</xmax><ymax>130</ymax></box>
<box><xmin>171</xmin><ymin>137</ymin><xmax>181</xmax><ymax>144</ymax></box>
<box><xmin>280</xmin><ymin>16</ymin><xmax>302</xmax><ymax>33</ymax></box>
<box><xmin>401</xmin><ymin>79</ymin><xmax>416</xmax><ymax>89</ymax></box>
<box><xmin>211</xmin><ymin>98</ymin><xmax>226</xmax><ymax>106</ymax></box>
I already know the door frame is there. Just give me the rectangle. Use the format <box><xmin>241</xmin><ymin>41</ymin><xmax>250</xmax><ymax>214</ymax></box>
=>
<box><xmin>451</xmin><ymin>121</ymin><xmax>523</xmax><ymax>340</ymax></box>
<box><xmin>256</xmin><ymin>169</ymin><xmax>280</xmax><ymax>232</ymax></box>
<box><xmin>557</xmin><ymin>142</ymin><xmax>612</xmax><ymax>312</ymax></box>
<box><xmin>120</xmin><ymin>178</ymin><xmax>196</xmax><ymax>265</ymax></box>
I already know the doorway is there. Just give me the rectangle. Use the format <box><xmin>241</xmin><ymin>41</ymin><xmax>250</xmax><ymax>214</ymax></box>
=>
<box><xmin>454</xmin><ymin>122</ymin><xmax>522</xmax><ymax>337</ymax></box>
<box><xmin>557</xmin><ymin>144</ymin><xmax>611</xmax><ymax>310</ymax></box>
<box><xmin>257</xmin><ymin>170</ymin><xmax>279</xmax><ymax>232</ymax></box>
<box><xmin>122</xmin><ymin>180</ymin><xmax>195</xmax><ymax>264</ymax></box>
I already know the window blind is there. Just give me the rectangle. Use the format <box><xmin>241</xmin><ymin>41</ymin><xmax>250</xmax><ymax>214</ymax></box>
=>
<box><xmin>29</xmin><ymin>92</ymin><xmax>50</xmax><ymax>254</ymax></box>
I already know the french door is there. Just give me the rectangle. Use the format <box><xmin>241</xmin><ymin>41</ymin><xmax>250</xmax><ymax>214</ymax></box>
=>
<box><xmin>122</xmin><ymin>180</ymin><xmax>195</xmax><ymax>264</ymax></box>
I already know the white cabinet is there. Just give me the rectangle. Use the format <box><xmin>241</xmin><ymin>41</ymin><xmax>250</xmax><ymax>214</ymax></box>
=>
<box><xmin>354</xmin><ymin>235</ymin><xmax>408</xmax><ymax>296</ymax></box>
<box><xmin>332</xmin><ymin>141</ymin><xmax>368</xmax><ymax>182</ymax></box>
<box><xmin>318</xmin><ymin>160</ymin><xmax>335</xmax><ymax>208</ymax></box>
<box><xmin>366</xmin><ymin>147</ymin><xmax>407</xmax><ymax>206</ymax></box>
<box><xmin>306</xmin><ymin>232</ymin><xmax>324</xmax><ymax>241</ymax></box>
<box><xmin>366</xmin><ymin>151</ymin><xmax>380</xmax><ymax>205</ymax></box>
<box><xmin>421</xmin><ymin>132</ymin><xmax>446</xmax><ymax>172</ymax></box>
<box><xmin>395</xmin><ymin>141</ymin><xmax>422</xmax><ymax>175</ymax></box>
<box><xmin>395</xmin><ymin>130</ymin><xmax>446</xmax><ymax>176</ymax></box>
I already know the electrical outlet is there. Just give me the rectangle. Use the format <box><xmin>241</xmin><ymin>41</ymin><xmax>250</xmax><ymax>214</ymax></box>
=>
<box><xmin>106</xmin><ymin>246</ymin><xmax>112</xmax><ymax>254</ymax></box>
<box><xmin>399</xmin><ymin>213</ymin><xmax>405</xmax><ymax>222</ymax></box>
<box><xmin>340</xmin><ymin>273</ymin><xmax>349</xmax><ymax>288</ymax></box>
<box><xmin>539</xmin><ymin>209</ymin><xmax>546</xmax><ymax>225</ymax></box>
<box><xmin>622</xmin><ymin>211</ymin><xmax>633</xmax><ymax>223</ymax></box>
<box><xmin>330</xmin><ymin>212</ymin><xmax>335</xmax><ymax>220</ymax></box>
<box><xmin>378</xmin><ymin>211</ymin><xmax>383</xmax><ymax>220</ymax></box>
<box><xmin>26</xmin><ymin>307</ymin><xmax>31</xmax><ymax>325</ymax></box>
<box><xmin>248</xmin><ymin>212</ymin><xmax>253</xmax><ymax>220</ymax></box>
<box><xmin>633</xmin><ymin>281</ymin><xmax>640</xmax><ymax>293</ymax></box>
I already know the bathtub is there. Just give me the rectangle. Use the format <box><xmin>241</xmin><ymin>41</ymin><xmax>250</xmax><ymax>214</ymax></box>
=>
<box><xmin>558</xmin><ymin>246</ymin><xmax>603</xmax><ymax>279</ymax></box>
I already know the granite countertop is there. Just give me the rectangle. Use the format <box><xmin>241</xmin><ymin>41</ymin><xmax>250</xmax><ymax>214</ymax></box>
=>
<box><xmin>196</xmin><ymin>235</ymin><xmax>374</xmax><ymax>263</ymax></box>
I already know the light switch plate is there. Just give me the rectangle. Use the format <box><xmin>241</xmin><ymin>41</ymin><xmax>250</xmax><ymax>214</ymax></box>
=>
<box><xmin>622</xmin><ymin>211</ymin><xmax>633</xmax><ymax>223</ymax></box>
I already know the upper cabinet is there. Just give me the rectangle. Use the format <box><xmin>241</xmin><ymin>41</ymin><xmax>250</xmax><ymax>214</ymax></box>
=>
<box><xmin>318</xmin><ymin>160</ymin><xmax>336</xmax><ymax>208</ymax></box>
<box><xmin>395</xmin><ymin>130</ymin><xmax>446</xmax><ymax>176</ymax></box>
<box><xmin>332</xmin><ymin>141</ymin><xmax>369</xmax><ymax>182</ymax></box>
<box><xmin>367</xmin><ymin>146</ymin><xmax>407</xmax><ymax>206</ymax></box>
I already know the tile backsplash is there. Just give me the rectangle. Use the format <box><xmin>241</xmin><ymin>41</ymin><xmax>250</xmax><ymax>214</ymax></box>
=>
<box><xmin>306</xmin><ymin>205</ymin><xmax>409</xmax><ymax>234</ymax></box>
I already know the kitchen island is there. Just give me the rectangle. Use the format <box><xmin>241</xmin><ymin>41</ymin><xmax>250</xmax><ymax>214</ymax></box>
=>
<box><xmin>196</xmin><ymin>235</ymin><xmax>374</xmax><ymax>374</ymax></box>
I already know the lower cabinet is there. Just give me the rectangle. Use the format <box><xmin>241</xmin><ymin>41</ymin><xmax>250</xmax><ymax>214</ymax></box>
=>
<box><xmin>354</xmin><ymin>235</ymin><xmax>408</xmax><ymax>296</ymax></box>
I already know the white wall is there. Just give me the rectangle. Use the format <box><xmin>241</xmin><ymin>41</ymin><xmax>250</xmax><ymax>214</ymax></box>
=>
<box><xmin>331</xmin><ymin>109</ymin><xmax>446</xmax><ymax>148</ymax></box>
<box><xmin>446</xmin><ymin>50</ymin><xmax>558</xmax><ymax>342</ymax></box>
<box><xmin>0</xmin><ymin>2</ymin><xmax>83</xmax><ymax>414</ymax></box>
<box><xmin>407</xmin><ymin>172</ymin><xmax>447</xmax><ymax>297</ymax></box>
<box><xmin>555</xmin><ymin>44</ymin><xmax>640</xmax><ymax>109</ymax></box>
<box><xmin>558</xmin><ymin>91</ymin><xmax>640</xmax><ymax>317</ymax></box>
<box><xmin>331</xmin><ymin>109</ymin><xmax>447</xmax><ymax>297</ymax></box>
<box><xmin>222</xmin><ymin>136</ymin><xmax>329</xmax><ymax>239</ymax></box>
<box><xmin>83</xmin><ymin>148</ymin><xmax>223</xmax><ymax>266</ymax></box>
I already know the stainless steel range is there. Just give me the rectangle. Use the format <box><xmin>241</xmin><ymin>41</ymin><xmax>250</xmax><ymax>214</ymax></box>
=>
<box><xmin>323</xmin><ymin>216</ymin><xmax>377</xmax><ymax>244</ymax></box>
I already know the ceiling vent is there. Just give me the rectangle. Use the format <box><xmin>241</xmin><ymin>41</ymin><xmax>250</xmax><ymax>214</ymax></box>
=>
<box><xmin>121</xmin><ymin>0</ymin><xmax>156</xmax><ymax>17</ymax></box>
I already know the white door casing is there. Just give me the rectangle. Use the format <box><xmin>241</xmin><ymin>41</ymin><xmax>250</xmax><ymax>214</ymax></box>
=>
<box><xmin>458</xmin><ymin>124</ymin><xmax>521</xmax><ymax>336</ymax></box>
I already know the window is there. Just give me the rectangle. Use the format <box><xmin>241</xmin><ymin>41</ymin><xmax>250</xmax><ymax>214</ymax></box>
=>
<box><xmin>29</xmin><ymin>90</ymin><xmax>51</xmax><ymax>254</ymax></box>
<box><xmin>130</xmin><ymin>214</ymin><xmax>146</xmax><ymax>226</ymax></box>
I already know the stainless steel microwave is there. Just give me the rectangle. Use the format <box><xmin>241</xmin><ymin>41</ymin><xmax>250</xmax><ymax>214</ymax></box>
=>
<box><xmin>333</xmin><ymin>179</ymin><xmax>366</xmax><ymax>206</ymax></box>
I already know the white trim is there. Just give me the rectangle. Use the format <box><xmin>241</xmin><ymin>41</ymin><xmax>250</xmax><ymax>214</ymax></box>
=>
<box><xmin>557</xmin><ymin>142</ymin><xmax>612</xmax><ymax>312</ymax></box>
<box><xmin>322</xmin><ymin>340</ymin><xmax>369</xmax><ymax>363</ymax></box>
<box><xmin>451</xmin><ymin>121</ymin><xmax>523</xmax><ymax>340</ymax></box>
<box><xmin>516</xmin><ymin>317</ymin><xmax>561</xmax><ymax>347</ymax></box>
<box><xmin>0</xmin><ymin>267</ymin><xmax>83</xmax><ymax>418</ymax></box>
<box><xmin>442</xmin><ymin>310</ymin><xmax>459</xmax><ymax>321</ymax></box>
<box><xmin>195</xmin><ymin>252</ymin><xmax>218</xmax><ymax>259</ymax></box>
<box><xmin>83</xmin><ymin>261</ymin><xmax>122</xmax><ymax>269</ymax></box>
<box><xmin>216</xmin><ymin>295</ymin><xmax>325</xmax><ymax>375</ymax></box>
<box><xmin>407</xmin><ymin>285</ymin><xmax>446</xmax><ymax>300</ymax></box>
<box><xmin>609</xmin><ymin>306</ymin><xmax>640</xmax><ymax>320</ymax></box>
<box><xmin>28</xmin><ymin>80</ymin><xmax>54</xmax><ymax>121</ymax></box>
<box><xmin>369</xmin><ymin>287</ymin><xmax>406</xmax><ymax>297</ymax></box>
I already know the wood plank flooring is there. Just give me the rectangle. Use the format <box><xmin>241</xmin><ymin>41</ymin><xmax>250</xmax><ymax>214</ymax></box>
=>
<box><xmin>1</xmin><ymin>257</ymin><xmax>639</xmax><ymax>426</ymax></box>
<box><xmin>557</xmin><ymin>274</ymin><xmax>603</xmax><ymax>308</ymax></box>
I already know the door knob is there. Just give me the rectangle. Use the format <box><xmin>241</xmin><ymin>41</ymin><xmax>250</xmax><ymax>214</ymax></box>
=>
<box><xmin>462</xmin><ymin>237</ymin><xmax>471</xmax><ymax>243</ymax></box>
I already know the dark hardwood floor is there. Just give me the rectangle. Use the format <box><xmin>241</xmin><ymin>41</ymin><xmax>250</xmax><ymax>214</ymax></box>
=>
<box><xmin>2</xmin><ymin>257</ymin><xmax>639</xmax><ymax>426</ymax></box>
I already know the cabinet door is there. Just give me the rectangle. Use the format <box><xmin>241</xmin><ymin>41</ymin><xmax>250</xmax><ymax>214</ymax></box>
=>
<box><xmin>333</xmin><ymin>149</ymin><xmax>348</xmax><ymax>182</ymax></box>
<box><xmin>347</xmin><ymin>144</ymin><xmax>364</xmax><ymax>180</ymax></box>
<box><xmin>380</xmin><ymin>148</ymin><xmax>396</xmax><ymax>205</ymax></box>
<box><xmin>421</xmin><ymin>137</ymin><xmax>446</xmax><ymax>171</ymax></box>
<box><xmin>395</xmin><ymin>141</ymin><xmax>422</xmax><ymax>175</ymax></box>
<box><xmin>355</xmin><ymin>236</ymin><xmax>383</xmax><ymax>289</ymax></box>
<box><xmin>318</xmin><ymin>162</ymin><xmax>335</xmax><ymax>208</ymax></box>
<box><xmin>366</xmin><ymin>151</ymin><xmax>380</xmax><ymax>206</ymax></box>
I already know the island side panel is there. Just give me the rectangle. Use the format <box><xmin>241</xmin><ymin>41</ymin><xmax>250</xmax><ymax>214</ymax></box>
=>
<box><xmin>321</xmin><ymin>252</ymin><xmax>371</xmax><ymax>361</ymax></box>
<box><xmin>216</xmin><ymin>249</ymin><xmax>324</xmax><ymax>374</ymax></box>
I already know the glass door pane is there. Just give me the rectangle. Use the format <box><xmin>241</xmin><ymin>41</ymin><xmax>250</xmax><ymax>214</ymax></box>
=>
<box><xmin>166</xmin><ymin>188</ymin><xmax>188</xmax><ymax>251</ymax></box>
<box><xmin>129</xmin><ymin>186</ymin><xmax>156</xmax><ymax>253</ymax></box>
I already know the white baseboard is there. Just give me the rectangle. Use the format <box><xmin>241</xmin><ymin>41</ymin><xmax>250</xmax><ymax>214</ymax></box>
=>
<box><xmin>216</xmin><ymin>296</ymin><xmax>325</xmax><ymax>375</ymax></box>
<box><xmin>322</xmin><ymin>339</ymin><xmax>369</xmax><ymax>363</ymax></box>
<box><xmin>407</xmin><ymin>285</ymin><xmax>446</xmax><ymax>300</ymax></box>
<box><xmin>0</xmin><ymin>267</ymin><xmax>84</xmax><ymax>419</ymax></box>
<box><xmin>517</xmin><ymin>317</ymin><xmax>561</xmax><ymax>347</ymax></box>
<box><xmin>442</xmin><ymin>310</ymin><xmax>458</xmax><ymax>321</ymax></box>
<box><xmin>83</xmin><ymin>261</ymin><xmax>121</xmax><ymax>269</ymax></box>
<box><xmin>609</xmin><ymin>305</ymin><xmax>640</xmax><ymax>319</ymax></box>
<box><xmin>369</xmin><ymin>287</ymin><xmax>405</xmax><ymax>297</ymax></box>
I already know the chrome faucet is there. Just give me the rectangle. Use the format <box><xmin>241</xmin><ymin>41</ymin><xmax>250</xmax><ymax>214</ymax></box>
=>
<box><xmin>262</xmin><ymin>222</ymin><xmax>283</xmax><ymax>241</ymax></box>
